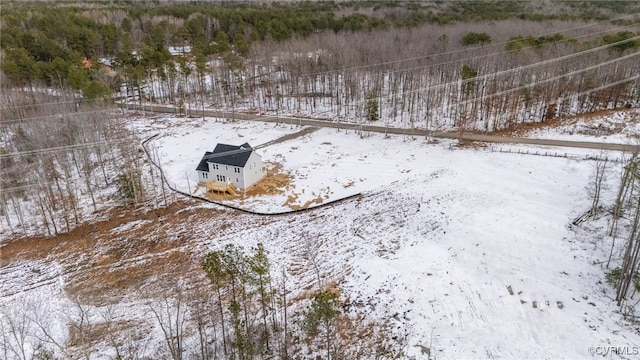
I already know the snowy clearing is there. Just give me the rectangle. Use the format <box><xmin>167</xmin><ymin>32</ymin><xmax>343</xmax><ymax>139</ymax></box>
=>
<box><xmin>133</xmin><ymin>114</ymin><xmax>640</xmax><ymax>358</ymax></box>
<box><xmin>522</xmin><ymin>107</ymin><xmax>640</xmax><ymax>144</ymax></box>
<box><xmin>2</xmin><ymin>112</ymin><xmax>640</xmax><ymax>358</ymax></box>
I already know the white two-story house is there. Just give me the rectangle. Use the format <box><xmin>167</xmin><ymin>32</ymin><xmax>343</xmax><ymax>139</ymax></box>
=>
<box><xmin>196</xmin><ymin>142</ymin><xmax>266</xmax><ymax>191</ymax></box>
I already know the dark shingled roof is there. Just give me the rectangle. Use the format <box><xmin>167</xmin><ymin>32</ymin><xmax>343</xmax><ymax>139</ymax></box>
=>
<box><xmin>196</xmin><ymin>151</ymin><xmax>212</xmax><ymax>171</ymax></box>
<box><xmin>195</xmin><ymin>143</ymin><xmax>254</xmax><ymax>171</ymax></box>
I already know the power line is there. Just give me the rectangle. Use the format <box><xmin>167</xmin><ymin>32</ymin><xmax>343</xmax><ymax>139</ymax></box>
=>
<box><xmin>0</xmin><ymin>137</ymin><xmax>134</xmax><ymax>159</ymax></box>
<box><xmin>0</xmin><ymin>183</ymin><xmax>43</xmax><ymax>194</ymax></box>
<box><xmin>125</xmin><ymin>34</ymin><xmax>640</xmax><ymax>125</ymax></box>
<box><xmin>321</xmin><ymin>28</ymin><xmax>635</xmax><ymax>95</ymax></box>
<box><xmin>1</xmin><ymin>30</ymin><xmax>637</xmax><ymax>159</ymax></box>
<box><xmin>0</xmin><ymin>12</ymin><xmax>636</xmax><ymax>118</ymax></box>
<box><xmin>2</xmin><ymin>23</ymin><xmax>636</xmax><ymax>126</ymax></box>
<box><xmin>0</xmin><ymin>108</ymin><xmax>119</xmax><ymax>125</ymax></box>
<box><xmin>224</xmin><ymin>48</ymin><xmax>639</xmax><ymax>126</ymax></box>
<box><xmin>353</xmin><ymin>36</ymin><xmax>640</xmax><ymax>107</ymax></box>
<box><xmin>451</xmin><ymin>69</ymin><xmax>640</xmax><ymax>117</ymax></box>
<box><xmin>0</xmin><ymin>97</ymin><xmax>114</xmax><ymax>111</ymax></box>
<box><xmin>247</xmin><ymin>14</ymin><xmax>640</xmax><ymax>81</ymax></box>
<box><xmin>159</xmin><ymin>30</ymin><xmax>640</xmax><ymax>121</ymax></box>
<box><xmin>0</xmin><ymin>19</ymin><xmax>629</xmax><ymax>130</ymax></box>
<box><xmin>0</xmin><ymin>152</ymin><xmax>130</xmax><ymax>195</ymax></box>
<box><xmin>3</xmin><ymin>74</ymin><xmax>636</xmax><ymax>192</ymax></box>
<box><xmin>123</xmin><ymin>37</ymin><xmax>640</xmax><ymax>131</ymax></box>
<box><xmin>7</xmin><ymin>48</ymin><xmax>633</xmax><ymax>165</ymax></box>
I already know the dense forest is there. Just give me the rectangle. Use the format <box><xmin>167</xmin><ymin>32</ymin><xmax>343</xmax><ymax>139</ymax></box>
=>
<box><xmin>1</xmin><ymin>0</ymin><xmax>639</xmax><ymax>100</ymax></box>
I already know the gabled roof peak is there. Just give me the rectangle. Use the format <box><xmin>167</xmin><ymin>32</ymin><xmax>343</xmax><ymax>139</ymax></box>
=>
<box><xmin>195</xmin><ymin>143</ymin><xmax>256</xmax><ymax>170</ymax></box>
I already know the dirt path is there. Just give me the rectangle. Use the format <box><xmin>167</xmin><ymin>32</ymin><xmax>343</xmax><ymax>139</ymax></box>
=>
<box><xmin>129</xmin><ymin>104</ymin><xmax>638</xmax><ymax>152</ymax></box>
<box><xmin>255</xmin><ymin>126</ymin><xmax>319</xmax><ymax>149</ymax></box>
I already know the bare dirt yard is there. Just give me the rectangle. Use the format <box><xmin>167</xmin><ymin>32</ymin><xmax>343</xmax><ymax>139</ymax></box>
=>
<box><xmin>199</xmin><ymin>162</ymin><xmax>293</xmax><ymax>203</ymax></box>
<box><xmin>0</xmin><ymin>200</ymin><xmax>260</xmax><ymax>305</ymax></box>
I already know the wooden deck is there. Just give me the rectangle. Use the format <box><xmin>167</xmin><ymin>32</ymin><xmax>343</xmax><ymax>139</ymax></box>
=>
<box><xmin>204</xmin><ymin>180</ymin><xmax>238</xmax><ymax>195</ymax></box>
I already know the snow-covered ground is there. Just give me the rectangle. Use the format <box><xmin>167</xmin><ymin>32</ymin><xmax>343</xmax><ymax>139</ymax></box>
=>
<box><xmin>141</xmin><ymin>112</ymin><xmax>626</xmax><ymax>213</ymax></box>
<box><xmin>3</xmin><ymin>111</ymin><xmax>640</xmax><ymax>359</ymax></box>
<box><xmin>523</xmin><ymin>108</ymin><xmax>640</xmax><ymax>143</ymax></box>
<box><xmin>133</xmin><ymin>114</ymin><xmax>640</xmax><ymax>358</ymax></box>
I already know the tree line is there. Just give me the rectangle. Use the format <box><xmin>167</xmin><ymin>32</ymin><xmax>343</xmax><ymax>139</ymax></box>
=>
<box><xmin>2</xmin><ymin>1</ymin><xmax>639</xmax><ymax>99</ymax></box>
<box><xmin>197</xmin><ymin>243</ymin><xmax>399</xmax><ymax>360</ymax></box>
<box><xmin>589</xmin><ymin>136</ymin><xmax>640</xmax><ymax>322</ymax></box>
<box><xmin>0</xmin><ymin>88</ymin><xmax>166</xmax><ymax>237</ymax></box>
<box><xmin>138</xmin><ymin>22</ymin><xmax>639</xmax><ymax>133</ymax></box>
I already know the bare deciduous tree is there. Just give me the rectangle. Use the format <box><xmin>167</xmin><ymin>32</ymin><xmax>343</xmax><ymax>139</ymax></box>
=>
<box><xmin>146</xmin><ymin>285</ymin><xmax>189</xmax><ymax>360</ymax></box>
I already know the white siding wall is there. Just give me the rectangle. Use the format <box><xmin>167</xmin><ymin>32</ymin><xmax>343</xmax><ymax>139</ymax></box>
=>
<box><xmin>208</xmin><ymin>162</ymin><xmax>245</xmax><ymax>189</ymax></box>
<box><xmin>197</xmin><ymin>170</ymin><xmax>210</xmax><ymax>183</ymax></box>
<box><xmin>242</xmin><ymin>152</ymin><xmax>266</xmax><ymax>190</ymax></box>
<box><xmin>199</xmin><ymin>151</ymin><xmax>265</xmax><ymax>190</ymax></box>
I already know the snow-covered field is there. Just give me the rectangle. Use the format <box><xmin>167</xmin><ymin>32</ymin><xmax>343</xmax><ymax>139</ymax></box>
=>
<box><xmin>524</xmin><ymin>108</ymin><xmax>640</xmax><ymax>144</ymax></box>
<box><xmin>3</xmin><ymin>111</ymin><xmax>640</xmax><ymax>359</ymax></box>
<box><xmin>134</xmin><ymin>114</ymin><xmax>640</xmax><ymax>358</ymax></box>
<box><xmin>140</xmin><ymin>112</ymin><xmax>627</xmax><ymax>212</ymax></box>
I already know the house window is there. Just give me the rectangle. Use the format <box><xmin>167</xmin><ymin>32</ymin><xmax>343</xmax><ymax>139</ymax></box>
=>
<box><xmin>203</xmin><ymin>172</ymin><xmax>208</xmax><ymax>179</ymax></box>
<box><xmin>212</xmin><ymin>164</ymin><xmax>218</xmax><ymax>170</ymax></box>
<box><xmin>226</xmin><ymin>166</ymin><xmax>228</xmax><ymax>170</ymax></box>
<box><xmin>222</xmin><ymin>175</ymin><xmax>226</xmax><ymax>182</ymax></box>
<box><xmin>236</xmin><ymin>178</ymin><xmax>239</xmax><ymax>183</ymax></box>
